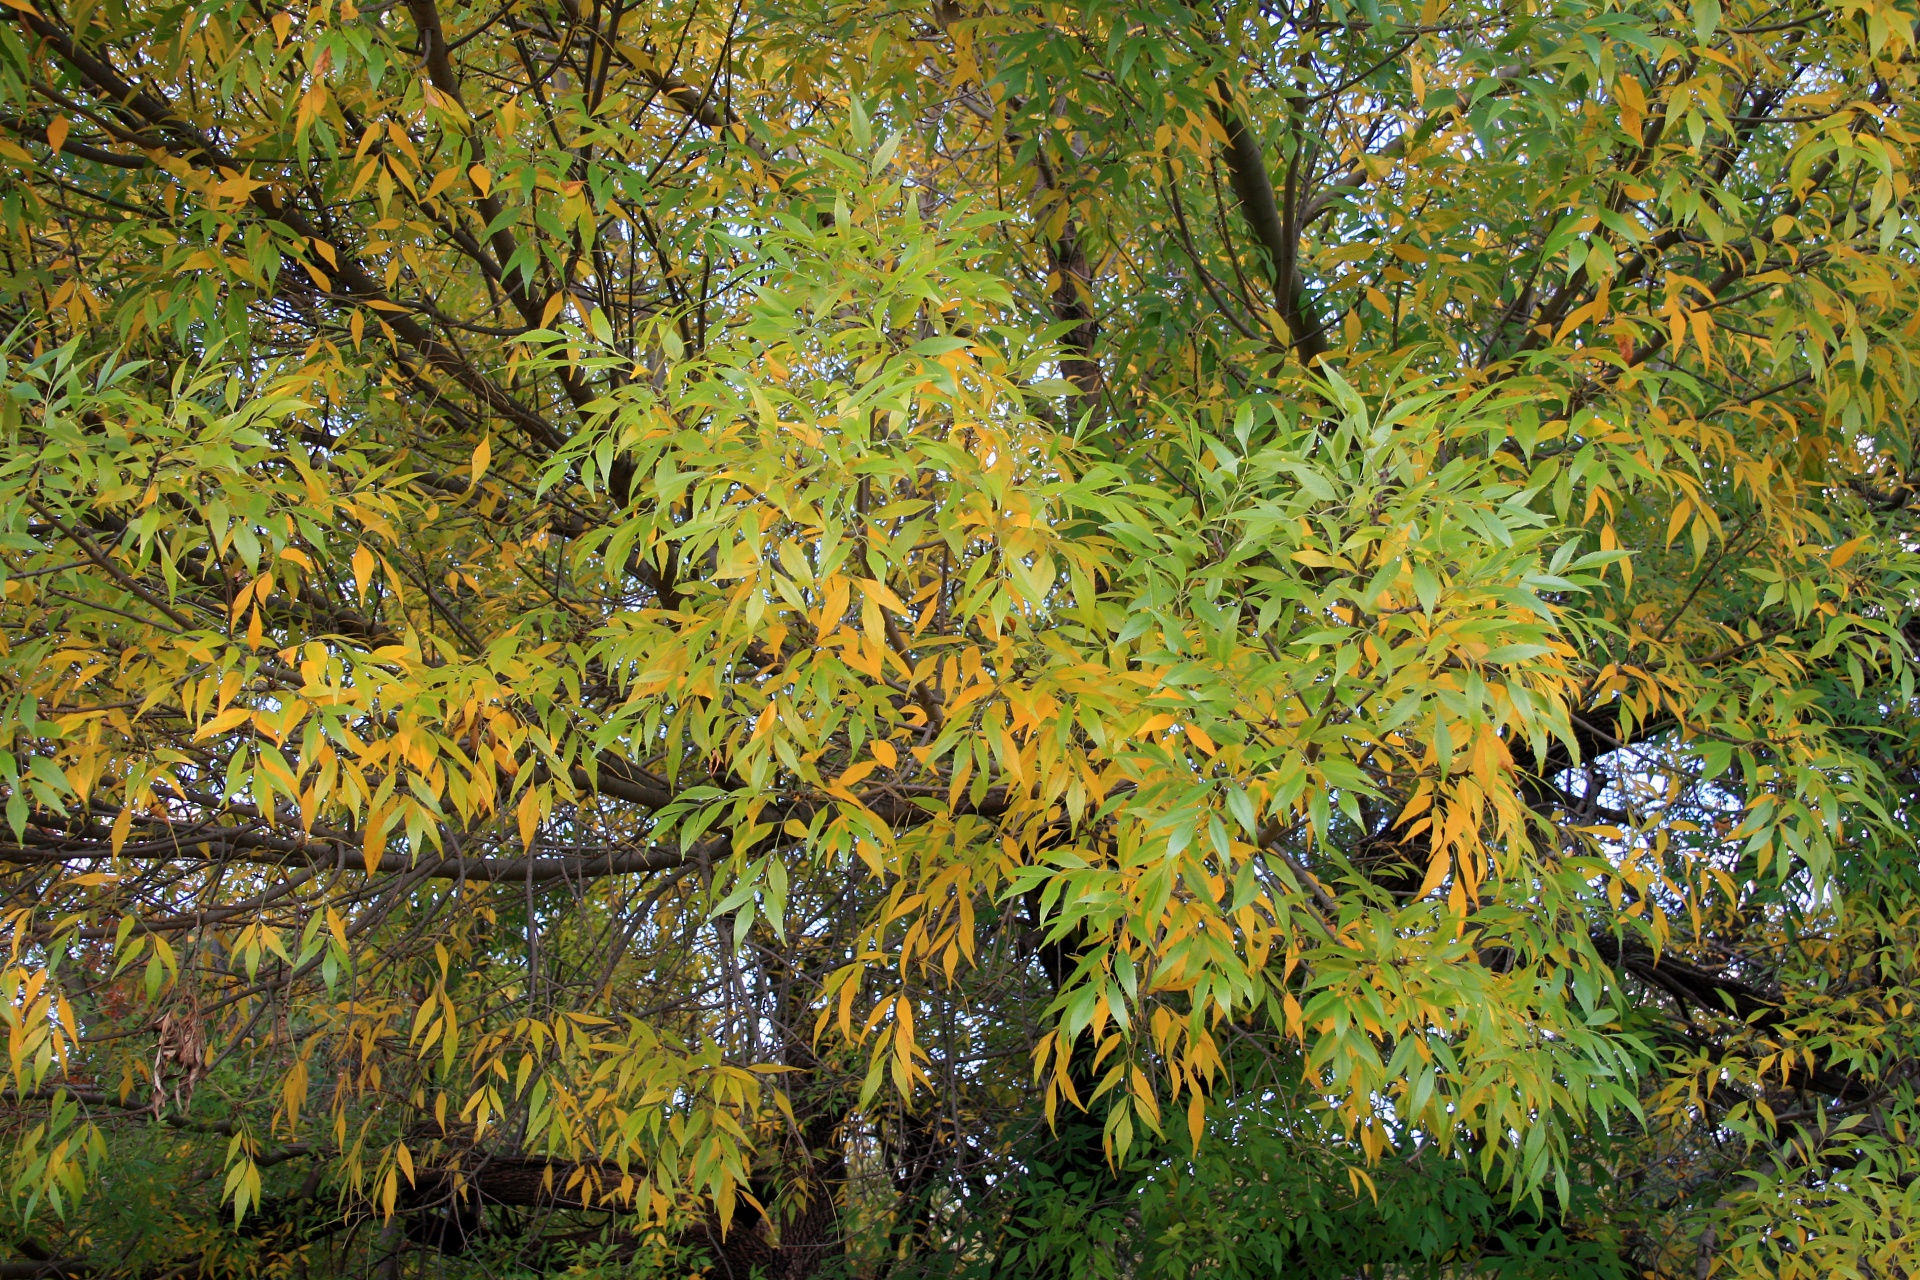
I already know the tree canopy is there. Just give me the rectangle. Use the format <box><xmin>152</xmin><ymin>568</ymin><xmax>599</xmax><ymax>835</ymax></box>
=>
<box><xmin>1</xmin><ymin>0</ymin><xmax>1919</xmax><ymax>1273</ymax></box>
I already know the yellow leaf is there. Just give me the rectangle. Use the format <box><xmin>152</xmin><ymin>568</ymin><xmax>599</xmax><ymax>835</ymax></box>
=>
<box><xmin>468</xmin><ymin>164</ymin><xmax>492</xmax><ymax>196</ymax></box>
<box><xmin>1413</xmin><ymin>845</ymin><xmax>1451</xmax><ymax>902</ymax></box>
<box><xmin>1136</xmin><ymin>713</ymin><xmax>1175</xmax><ymax>738</ymax></box>
<box><xmin>517</xmin><ymin>786</ymin><xmax>541</xmax><ymax>848</ymax></box>
<box><xmin>362</xmin><ymin>809</ymin><xmax>387</xmax><ymax>874</ymax></box>
<box><xmin>871</xmin><ymin>739</ymin><xmax>898</xmax><ymax>769</ymax></box>
<box><xmin>470</xmin><ymin>435</ymin><xmax>491</xmax><ymax>488</ymax></box>
<box><xmin>195</xmin><ymin>706</ymin><xmax>253</xmax><ymax>740</ymax></box>
<box><xmin>352</xmin><ymin>544</ymin><xmax>375</xmax><ymax>602</ymax></box>
<box><xmin>1689</xmin><ymin>309</ymin><xmax>1714</xmax><ymax>369</ymax></box>
<box><xmin>1831</xmin><ymin>535</ymin><xmax>1867</xmax><ymax>569</ymax></box>
<box><xmin>856</xmin><ymin>577</ymin><xmax>910</xmax><ymax>615</ymax></box>
<box><xmin>818</xmin><ymin>573</ymin><xmax>851</xmax><ymax>636</ymax></box>
<box><xmin>837</xmin><ymin>760</ymin><xmax>878</xmax><ymax>788</ymax></box>
<box><xmin>1616</xmin><ymin>76</ymin><xmax>1647</xmax><ymax>144</ymax></box>
<box><xmin>282</xmin><ymin>1056</ymin><xmax>307</xmax><ymax>1126</ymax></box>
<box><xmin>46</xmin><ymin>116</ymin><xmax>68</xmax><ymax>154</ymax></box>
<box><xmin>1665</xmin><ymin>500</ymin><xmax>1691</xmax><ymax>548</ymax></box>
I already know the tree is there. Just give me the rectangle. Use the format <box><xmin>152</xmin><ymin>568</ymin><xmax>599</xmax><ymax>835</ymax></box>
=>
<box><xmin>0</xmin><ymin>0</ymin><xmax>1918</xmax><ymax>1272</ymax></box>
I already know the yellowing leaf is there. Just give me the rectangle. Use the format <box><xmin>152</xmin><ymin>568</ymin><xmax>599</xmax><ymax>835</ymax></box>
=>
<box><xmin>470</xmin><ymin>435</ymin><xmax>491</xmax><ymax>488</ymax></box>
<box><xmin>352</xmin><ymin>544</ymin><xmax>375</xmax><ymax>602</ymax></box>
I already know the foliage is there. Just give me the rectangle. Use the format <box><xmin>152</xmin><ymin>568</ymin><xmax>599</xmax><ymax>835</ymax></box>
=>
<box><xmin>0</xmin><ymin>0</ymin><xmax>1917</xmax><ymax>1273</ymax></box>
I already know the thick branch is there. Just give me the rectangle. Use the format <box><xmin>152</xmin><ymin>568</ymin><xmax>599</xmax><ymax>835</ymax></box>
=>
<box><xmin>1209</xmin><ymin>84</ymin><xmax>1326</xmax><ymax>366</ymax></box>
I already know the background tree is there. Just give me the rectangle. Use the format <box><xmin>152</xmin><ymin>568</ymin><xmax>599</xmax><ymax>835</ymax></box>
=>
<box><xmin>0</xmin><ymin>0</ymin><xmax>1917</xmax><ymax>1274</ymax></box>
